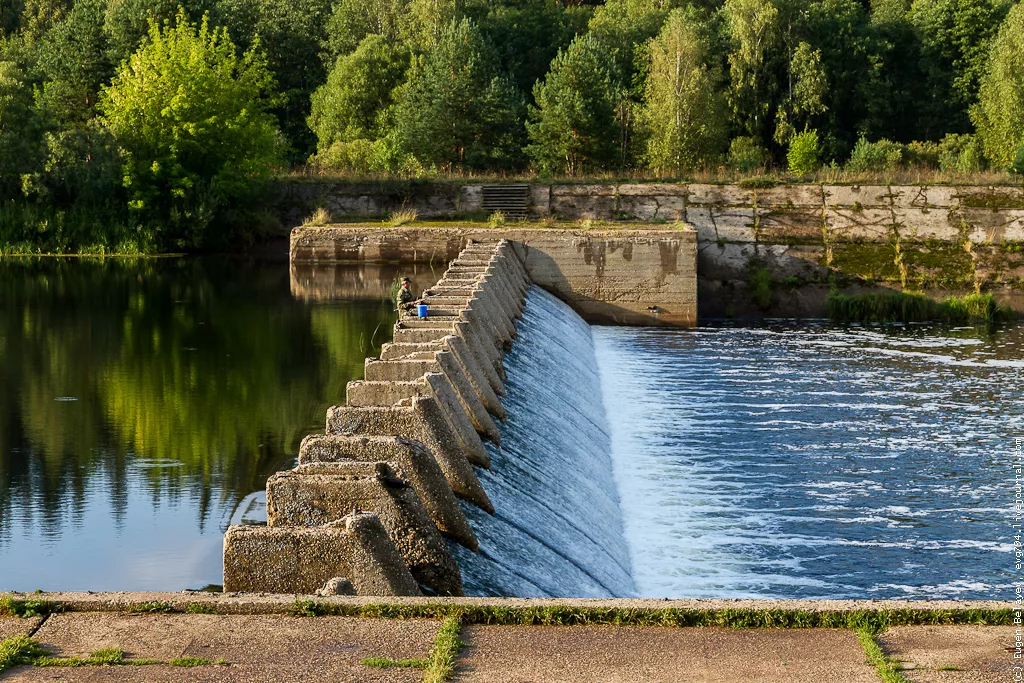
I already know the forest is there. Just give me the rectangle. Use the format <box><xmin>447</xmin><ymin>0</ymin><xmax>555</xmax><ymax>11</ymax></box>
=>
<box><xmin>0</xmin><ymin>0</ymin><xmax>1023</xmax><ymax>252</ymax></box>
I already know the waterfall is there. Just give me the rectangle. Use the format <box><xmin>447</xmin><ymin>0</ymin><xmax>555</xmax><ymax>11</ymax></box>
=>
<box><xmin>449</xmin><ymin>287</ymin><xmax>636</xmax><ymax>597</ymax></box>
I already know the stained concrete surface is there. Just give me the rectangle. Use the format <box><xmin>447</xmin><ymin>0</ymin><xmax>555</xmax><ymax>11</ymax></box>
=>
<box><xmin>877</xmin><ymin>625</ymin><xmax>1016</xmax><ymax>683</ymax></box>
<box><xmin>0</xmin><ymin>614</ymin><xmax>439</xmax><ymax>682</ymax></box>
<box><xmin>0</xmin><ymin>617</ymin><xmax>41</xmax><ymax>640</ymax></box>
<box><xmin>456</xmin><ymin>625</ymin><xmax>879</xmax><ymax>683</ymax></box>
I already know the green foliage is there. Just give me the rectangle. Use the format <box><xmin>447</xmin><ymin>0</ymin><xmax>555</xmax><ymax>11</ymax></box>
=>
<box><xmin>846</xmin><ymin>136</ymin><xmax>903</xmax><ymax>172</ymax></box>
<box><xmin>937</xmin><ymin>132</ymin><xmax>984</xmax><ymax>173</ymax></box>
<box><xmin>1012</xmin><ymin>143</ymin><xmax>1024</xmax><ymax>176</ymax></box>
<box><xmin>787</xmin><ymin>129</ymin><xmax>820</xmax><ymax>175</ymax></box>
<box><xmin>857</xmin><ymin>629</ymin><xmax>911</xmax><ymax>683</ymax></box>
<box><xmin>132</xmin><ymin>601</ymin><xmax>174</xmax><ymax>613</ymax></box>
<box><xmin>394</xmin><ymin>18</ymin><xmax>524</xmax><ymax>171</ymax></box>
<box><xmin>527</xmin><ymin>33</ymin><xmax>619</xmax><ymax>175</ymax></box>
<box><xmin>423</xmin><ymin>616</ymin><xmax>465</xmax><ymax>683</ymax></box>
<box><xmin>0</xmin><ymin>60</ymin><xmax>45</xmax><ymax>198</ymax></box>
<box><xmin>99</xmin><ymin>12</ymin><xmax>283</xmax><ymax>250</ymax></box>
<box><xmin>361</xmin><ymin>657</ymin><xmax>428</xmax><ymax>669</ymax></box>
<box><xmin>0</xmin><ymin>635</ymin><xmax>47</xmax><ymax>673</ymax></box>
<box><xmin>902</xmin><ymin>139</ymin><xmax>940</xmax><ymax>167</ymax></box>
<box><xmin>309</xmin><ymin>35</ymin><xmax>408</xmax><ymax>149</ymax></box>
<box><xmin>748</xmin><ymin>265</ymin><xmax>772</xmax><ymax>308</ymax></box>
<box><xmin>321</xmin><ymin>0</ymin><xmax>405</xmax><ymax>64</ymax></box>
<box><xmin>972</xmin><ymin>2</ymin><xmax>1024</xmax><ymax>170</ymax></box>
<box><xmin>725</xmin><ymin>0</ymin><xmax>780</xmax><ymax>143</ymax></box>
<box><xmin>727</xmin><ymin>136</ymin><xmax>767</xmax><ymax>171</ymax></box>
<box><xmin>36</xmin><ymin>0</ymin><xmax>110</xmax><ymax>127</ymax></box>
<box><xmin>641</xmin><ymin>7</ymin><xmax>727</xmax><ymax>175</ymax></box>
<box><xmin>826</xmin><ymin>291</ymin><xmax>1011</xmax><ymax>324</ymax></box>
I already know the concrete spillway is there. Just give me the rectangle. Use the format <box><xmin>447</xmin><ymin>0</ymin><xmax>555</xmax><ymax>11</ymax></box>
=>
<box><xmin>451</xmin><ymin>287</ymin><xmax>635</xmax><ymax>597</ymax></box>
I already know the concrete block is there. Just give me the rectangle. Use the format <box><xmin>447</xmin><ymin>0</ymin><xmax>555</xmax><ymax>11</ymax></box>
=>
<box><xmin>266</xmin><ymin>462</ymin><xmax>463</xmax><ymax>596</ymax></box>
<box><xmin>222</xmin><ymin>513</ymin><xmax>421</xmax><ymax>595</ymax></box>
<box><xmin>687</xmin><ymin>184</ymin><xmax>754</xmax><ymax>206</ymax></box>
<box><xmin>823</xmin><ymin>185</ymin><xmax>893</xmax><ymax>207</ymax></box>
<box><xmin>326</xmin><ymin>398</ymin><xmax>493</xmax><ymax>513</ymax></box>
<box><xmin>298</xmin><ymin>434</ymin><xmax>477</xmax><ymax>550</ymax></box>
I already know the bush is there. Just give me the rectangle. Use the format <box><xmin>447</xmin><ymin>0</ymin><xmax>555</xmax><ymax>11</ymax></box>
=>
<box><xmin>787</xmin><ymin>129</ymin><xmax>820</xmax><ymax>175</ymax></box>
<box><xmin>313</xmin><ymin>139</ymin><xmax>388</xmax><ymax>174</ymax></box>
<box><xmin>845</xmin><ymin>136</ymin><xmax>903</xmax><ymax>173</ymax></box>
<box><xmin>902</xmin><ymin>140</ymin><xmax>940</xmax><ymax>168</ymax></box>
<box><xmin>938</xmin><ymin>133</ymin><xmax>985</xmax><ymax>173</ymax></box>
<box><xmin>728</xmin><ymin>137</ymin><xmax>768</xmax><ymax>172</ymax></box>
<box><xmin>99</xmin><ymin>12</ymin><xmax>283</xmax><ymax>250</ymax></box>
<box><xmin>1011</xmin><ymin>144</ymin><xmax>1024</xmax><ymax>176</ymax></box>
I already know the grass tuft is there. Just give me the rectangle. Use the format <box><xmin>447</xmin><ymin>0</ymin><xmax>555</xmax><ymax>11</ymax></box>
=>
<box><xmin>169</xmin><ymin>657</ymin><xmax>212</xmax><ymax>667</ymax></box>
<box><xmin>303</xmin><ymin>207</ymin><xmax>332</xmax><ymax>226</ymax></box>
<box><xmin>32</xmin><ymin>647</ymin><xmax>162</xmax><ymax>667</ymax></box>
<box><xmin>131</xmin><ymin>601</ymin><xmax>174</xmax><ymax>613</ymax></box>
<box><xmin>423</xmin><ymin>616</ymin><xmax>465</xmax><ymax>683</ymax></box>
<box><xmin>827</xmin><ymin>291</ymin><xmax>1012</xmax><ymax>324</ymax></box>
<box><xmin>0</xmin><ymin>635</ymin><xmax>47</xmax><ymax>673</ymax></box>
<box><xmin>0</xmin><ymin>595</ymin><xmax>62</xmax><ymax>618</ymax></box>
<box><xmin>388</xmin><ymin>207</ymin><xmax>418</xmax><ymax>227</ymax></box>
<box><xmin>857</xmin><ymin>629</ymin><xmax>910</xmax><ymax>683</ymax></box>
<box><xmin>360</xmin><ymin>656</ymin><xmax>428</xmax><ymax>669</ymax></box>
<box><xmin>185</xmin><ymin>603</ymin><xmax>216</xmax><ymax>614</ymax></box>
<box><xmin>288</xmin><ymin>599</ymin><xmax>321</xmax><ymax>617</ymax></box>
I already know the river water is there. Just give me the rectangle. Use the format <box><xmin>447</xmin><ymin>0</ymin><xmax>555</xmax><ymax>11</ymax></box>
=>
<box><xmin>0</xmin><ymin>258</ymin><xmax>1018</xmax><ymax>599</ymax></box>
<box><xmin>594</xmin><ymin>322</ymin><xmax>1021</xmax><ymax>600</ymax></box>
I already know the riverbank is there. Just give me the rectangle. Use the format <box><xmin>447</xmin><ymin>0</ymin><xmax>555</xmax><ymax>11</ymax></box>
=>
<box><xmin>0</xmin><ymin>593</ymin><xmax>1014</xmax><ymax>682</ymax></box>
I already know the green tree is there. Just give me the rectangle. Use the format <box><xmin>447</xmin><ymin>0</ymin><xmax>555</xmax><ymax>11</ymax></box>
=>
<box><xmin>400</xmin><ymin>0</ymin><xmax>460</xmax><ymax>53</ymax></box>
<box><xmin>320</xmin><ymin>0</ymin><xmax>406</xmax><ymax>65</ymax></box>
<box><xmin>393</xmin><ymin>18</ymin><xmax>524</xmax><ymax>170</ymax></box>
<box><xmin>909</xmin><ymin>0</ymin><xmax>1013</xmax><ymax>135</ymax></box>
<box><xmin>526</xmin><ymin>33</ymin><xmax>618</xmax><ymax>175</ymax></box>
<box><xmin>103</xmin><ymin>0</ymin><xmax>193</xmax><ymax>66</ymax></box>
<box><xmin>787</xmin><ymin>128</ymin><xmax>820</xmax><ymax>174</ymax></box>
<box><xmin>724</xmin><ymin>0</ymin><xmax>781</xmax><ymax>145</ymax></box>
<box><xmin>640</xmin><ymin>7</ymin><xmax>726</xmax><ymax>175</ymax></box>
<box><xmin>971</xmin><ymin>2</ymin><xmax>1024</xmax><ymax>169</ymax></box>
<box><xmin>211</xmin><ymin>0</ymin><xmax>332</xmax><ymax>160</ymax></box>
<box><xmin>0</xmin><ymin>59</ymin><xmax>43</xmax><ymax>198</ymax></box>
<box><xmin>36</xmin><ymin>0</ymin><xmax>111</xmax><ymax>126</ymax></box>
<box><xmin>99</xmin><ymin>12</ymin><xmax>282</xmax><ymax>249</ymax></box>
<box><xmin>308</xmin><ymin>34</ymin><xmax>408</xmax><ymax>148</ymax></box>
<box><xmin>774</xmin><ymin>41</ymin><xmax>826</xmax><ymax>145</ymax></box>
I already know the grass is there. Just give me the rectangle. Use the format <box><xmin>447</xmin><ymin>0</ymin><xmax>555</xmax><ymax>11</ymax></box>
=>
<box><xmin>0</xmin><ymin>595</ymin><xmax>62</xmax><ymax>618</ymax></box>
<box><xmin>857</xmin><ymin>629</ymin><xmax>911</xmax><ymax>683</ymax></box>
<box><xmin>283</xmin><ymin>599</ymin><xmax>1011</xmax><ymax>629</ymax></box>
<box><xmin>303</xmin><ymin>207</ymin><xmax>332</xmax><ymax>226</ymax></box>
<box><xmin>423</xmin><ymin>616</ymin><xmax>466</xmax><ymax>683</ymax></box>
<box><xmin>131</xmin><ymin>601</ymin><xmax>174</xmax><ymax>613</ymax></box>
<box><xmin>388</xmin><ymin>207</ymin><xmax>418</xmax><ymax>226</ymax></box>
<box><xmin>361</xmin><ymin>656</ymin><xmax>428</xmax><ymax>669</ymax></box>
<box><xmin>748</xmin><ymin>266</ymin><xmax>773</xmax><ymax>309</ymax></box>
<box><xmin>826</xmin><ymin>291</ymin><xmax>1013</xmax><ymax>324</ymax></box>
<box><xmin>0</xmin><ymin>635</ymin><xmax>225</xmax><ymax>672</ymax></box>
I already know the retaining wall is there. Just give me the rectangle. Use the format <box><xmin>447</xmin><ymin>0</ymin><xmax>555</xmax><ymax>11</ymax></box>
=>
<box><xmin>291</xmin><ymin>227</ymin><xmax>698</xmax><ymax>327</ymax></box>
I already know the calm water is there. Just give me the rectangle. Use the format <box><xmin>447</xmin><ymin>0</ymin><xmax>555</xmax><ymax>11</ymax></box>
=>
<box><xmin>0</xmin><ymin>257</ymin><xmax>409</xmax><ymax>591</ymax></box>
<box><xmin>594</xmin><ymin>322</ymin><xmax>1023</xmax><ymax>600</ymax></box>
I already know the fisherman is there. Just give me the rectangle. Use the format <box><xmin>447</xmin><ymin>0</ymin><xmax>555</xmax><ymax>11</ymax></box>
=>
<box><xmin>396</xmin><ymin>277</ymin><xmax>419</xmax><ymax>311</ymax></box>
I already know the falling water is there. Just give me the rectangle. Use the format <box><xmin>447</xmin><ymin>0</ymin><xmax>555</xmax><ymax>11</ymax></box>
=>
<box><xmin>450</xmin><ymin>287</ymin><xmax>636</xmax><ymax>597</ymax></box>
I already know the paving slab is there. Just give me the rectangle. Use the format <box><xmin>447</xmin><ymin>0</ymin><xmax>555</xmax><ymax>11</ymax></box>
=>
<box><xmin>0</xmin><ymin>617</ymin><xmax>42</xmax><ymax>640</ymax></box>
<box><xmin>0</xmin><ymin>613</ymin><xmax>438</xmax><ymax>682</ymax></box>
<box><xmin>877</xmin><ymin>625</ymin><xmax>1016</xmax><ymax>683</ymax></box>
<box><xmin>456</xmin><ymin>625</ymin><xmax>877</xmax><ymax>682</ymax></box>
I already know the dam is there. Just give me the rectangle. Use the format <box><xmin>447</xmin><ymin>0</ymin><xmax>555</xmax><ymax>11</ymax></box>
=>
<box><xmin>222</xmin><ymin>229</ymin><xmax>1015</xmax><ymax>600</ymax></box>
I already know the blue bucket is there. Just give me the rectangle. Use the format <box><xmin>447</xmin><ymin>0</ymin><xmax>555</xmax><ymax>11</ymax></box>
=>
<box><xmin>417</xmin><ymin>303</ymin><xmax>428</xmax><ymax>318</ymax></box>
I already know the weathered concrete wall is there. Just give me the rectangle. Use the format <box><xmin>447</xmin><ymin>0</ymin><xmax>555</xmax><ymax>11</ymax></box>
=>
<box><xmin>289</xmin><ymin>182</ymin><xmax>1024</xmax><ymax>317</ymax></box>
<box><xmin>290</xmin><ymin>227</ymin><xmax>698</xmax><ymax>327</ymax></box>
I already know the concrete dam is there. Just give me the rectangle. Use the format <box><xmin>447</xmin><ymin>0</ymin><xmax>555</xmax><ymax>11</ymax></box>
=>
<box><xmin>223</xmin><ymin>237</ymin><xmax>652</xmax><ymax>596</ymax></box>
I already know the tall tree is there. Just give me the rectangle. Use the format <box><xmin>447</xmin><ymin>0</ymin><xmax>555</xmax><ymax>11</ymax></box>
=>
<box><xmin>320</xmin><ymin>0</ymin><xmax>406</xmax><ymax>64</ymax></box>
<box><xmin>526</xmin><ymin>32</ymin><xmax>618</xmax><ymax>175</ymax></box>
<box><xmin>99</xmin><ymin>12</ymin><xmax>281</xmax><ymax>249</ymax></box>
<box><xmin>724</xmin><ymin>0</ymin><xmax>781</xmax><ymax>146</ymax></box>
<box><xmin>641</xmin><ymin>7</ymin><xmax>727</xmax><ymax>174</ymax></box>
<box><xmin>972</xmin><ymin>2</ymin><xmax>1024</xmax><ymax>169</ymax></box>
<box><xmin>36</xmin><ymin>0</ymin><xmax>111</xmax><ymax>126</ymax></box>
<box><xmin>0</xmin><ymin>59</ymin><xmax>44</xmax><ymax>198</ymax></box>
<box><xmin>393</xmin><ymin>18</ymin><xmax>524</xmax><ymax>170</ymax></box>
<box><xmin>308</xmin><ymin>34</ymin><xmax>408</xmax><ymax>149</ymax></box>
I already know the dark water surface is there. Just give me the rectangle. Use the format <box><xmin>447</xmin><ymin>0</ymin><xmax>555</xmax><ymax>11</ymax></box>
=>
<box><xmin>594</xmin><ymin>322</ymin><xmax>1023</xmax><ymax>600</ymax></box>
<box><xmin>0</xmin><ymin>257</ymin><xmax>407</xmax><ymax>591</ymax></box>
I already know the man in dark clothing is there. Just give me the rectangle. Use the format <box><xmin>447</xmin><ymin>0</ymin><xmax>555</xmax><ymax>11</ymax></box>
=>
<box><xmin>396</xmin><ymin>277</ymin><xmax>418</xmax><ymax>311</ymax></box>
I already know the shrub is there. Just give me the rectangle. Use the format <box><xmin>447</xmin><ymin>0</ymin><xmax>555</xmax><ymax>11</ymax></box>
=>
<box><xmin>938</xmin><ymin>133</ymin><xmax>985</xmax><ymax>173</ymax></box>
<box><xmin>902</xmin><ymin>140</ymin><xmax>940</xmax><ymax>168</ymax></box>
<box><xmin>787</xmin><ymin>129</ymin><xmax>820</xmax><ymax>175</ymax></box>
<box><xmin>1011</xmin><ymin>144</ymin><xmax>1024</xmax><ymax>175</ymax></box>
<box><xmin>845</xmin><ymin>136</ymin><xmax>903</xmax><ymax>173</ymax></box>
<box><xmin>728</xmin><ymin>137</ymin><xmax>768</xmax><ymax>172</ymax></box>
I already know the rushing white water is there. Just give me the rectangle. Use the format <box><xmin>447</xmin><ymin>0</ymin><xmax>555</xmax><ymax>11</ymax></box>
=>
<box><xmin>594</xmin><ymin>322</ymin><xmax>1021</xmax><ymax>600</ymax></box>
<box><xmin>450</xmin><ymin>287</ymin><xmax>636</xmax><ymax>597</ymax></box>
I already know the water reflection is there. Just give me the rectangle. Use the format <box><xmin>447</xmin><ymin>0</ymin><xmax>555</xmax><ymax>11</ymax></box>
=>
<box><xmin>0</xmin><ymin>257</ymin><xmax>425</xmax><ymax>591</ymax></box>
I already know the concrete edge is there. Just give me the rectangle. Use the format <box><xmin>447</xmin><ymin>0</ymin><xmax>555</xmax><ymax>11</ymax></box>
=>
<box><xmin>3</xmin><ymin>592</ymin><xmax>1012</xmax><ymax>617</ymax></box>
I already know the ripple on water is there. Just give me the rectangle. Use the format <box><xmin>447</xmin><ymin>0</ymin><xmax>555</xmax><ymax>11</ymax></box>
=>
<box><xmin>593</xmin><ymin>322</ymin><xmax>1023</xmax><ymax>600</ymax></box>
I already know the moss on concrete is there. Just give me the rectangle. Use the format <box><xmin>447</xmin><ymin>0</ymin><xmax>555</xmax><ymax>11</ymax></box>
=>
<box><xmin>828</xmin><ymin>242</ymin><xmax>902</xmax><ymax>282</ymax></box>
